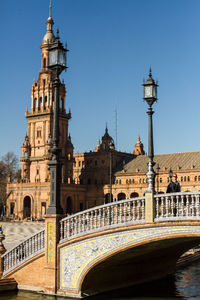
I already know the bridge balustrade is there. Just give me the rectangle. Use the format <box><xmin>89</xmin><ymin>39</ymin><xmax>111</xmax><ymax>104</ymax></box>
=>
<box><xmin>2</xmin><ymin>229</ymin><xmax>45</xmax><ymax>275</ymax></box>
<box><xmin>60</xmin><ymin>197</ymin><xmax>145</xmax><ymax>242</ymax></box>
<box><xmin>154</xmin><ymin>192</ymin><xmax>200</xmax><ymax>221</ymax></box>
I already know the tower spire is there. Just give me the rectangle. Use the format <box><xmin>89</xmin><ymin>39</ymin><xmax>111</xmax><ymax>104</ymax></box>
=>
<box><xmin>49</xmin><ymin>0</ymin><xmax>52</xmax><ymax>18</ymax></box>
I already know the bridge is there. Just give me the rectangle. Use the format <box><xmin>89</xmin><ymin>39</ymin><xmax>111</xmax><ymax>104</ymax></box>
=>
<box><xmin>1</xmin><ymin>191</ymin><xmax>200</xmax><ymax>298</ymax></box>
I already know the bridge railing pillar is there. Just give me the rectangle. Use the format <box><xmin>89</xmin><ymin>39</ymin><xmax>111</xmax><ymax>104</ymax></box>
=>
<box><xmin>0</xmin><ymin>226</ymin><xmax>6</xmax><ymax>278</ymax></box>
<box><xmin>145</xmin><ymin>192</ymin><xmax>156</xmax><ymax>223</ymax></box>
<box><xmin>44</xmin><ymin>214</ymin><xmax>62</xmax><ymax>294</ymax></box>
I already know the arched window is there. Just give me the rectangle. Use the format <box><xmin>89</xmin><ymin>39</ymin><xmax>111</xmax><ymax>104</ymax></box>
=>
<box><xmin>130</xmin><ymin>192</ymin><xmax>139</xmax><ymax>198</ymax></box>
<box><xmin>195</xmin><ymin>176</ymin><xmax>197</xmax><ymax>181</ymax></box>
<box><xmin>23</xmin><ymin>196</ymin><xmax>31</xmax><ymax>219</ymax></box>
<box><xmin>43</xmin><ymin>58</ymin><xmax>46</xmax><ymax>68</ymax></box>
<box><xmin>44</xmin><ymin>96</ymin><xmax>47</xmax><ymax>110</ymax></box>
<box><xmin>117</xmin><ymin>193</ymin><xmax>126</xmax><ymax>201</ymax></box>
<box><xmin>105</xmin><ymin>193</ymin><xmax>113</xmax><ymax>204</ymax></box>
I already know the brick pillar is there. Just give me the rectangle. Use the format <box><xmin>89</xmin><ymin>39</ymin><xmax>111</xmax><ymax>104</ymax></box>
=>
<box><xmin>44</xmin><ymin>214</ymin><xmax>62</xmax><ymax>294</ymax></box>
<box><xmin>0</xmin><ymin>227</ymin><xmax>6</xmax><ymax>278</ymax></box>
<box><xmin>145</xmin><ymin>192</ymin><xmax>156</xmax><ymax>223</ymax></box>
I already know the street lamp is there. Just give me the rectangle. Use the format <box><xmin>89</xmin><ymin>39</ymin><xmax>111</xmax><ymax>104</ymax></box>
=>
<box><xmin>143</xmin><ymin>67</ymin><xmax>158</xmax><ymax>193</ymax></box>
<box><xmin>109</xmin><ymin>140</ymin><xmax>115</xmax><ymax>203</ymax></box>
<box><xmin>47</xmin><ymin>32</ymin><xmax>68</xmax><ymax>215</ymax></box>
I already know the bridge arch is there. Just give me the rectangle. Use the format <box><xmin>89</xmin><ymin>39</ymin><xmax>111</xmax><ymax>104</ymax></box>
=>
<box><xmin>59</xmin><ymin>223</ymin><xmax>200</xmax><ymax>296</ymax></box>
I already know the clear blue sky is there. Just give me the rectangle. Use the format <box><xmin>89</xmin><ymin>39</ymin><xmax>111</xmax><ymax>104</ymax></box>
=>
<box><xmin>1</xmin><ymin>0</ymin><xmax>200</xmax><ymax>160</ymax></box>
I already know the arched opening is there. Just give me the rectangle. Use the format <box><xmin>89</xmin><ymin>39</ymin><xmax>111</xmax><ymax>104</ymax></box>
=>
<box><xmin>43</xmin><ymin>57</ymin><xmax>46</xmax><ymax>68</ymax></box>
<box><xmin>130</xmin><ymin>192</ymin><xmax>139</xmax><ymax>198</ymax></box>
<box><xmin>105</xmin><ymin>193</ymin><xmax>113</xmax><ymax>204</ymax></box>
<box><xmin>117</xmin><ymin>193</ymin><xmax>126</xmax><ymax>201</ymax></box>
<box><xmin>23</xmin><ymin>196</ymin><xmax>31</xmax><ymax>219</ymax></box>
<box><xmin>66</xmin><ymin>197</ymin><xmax>73</xmax><ymax>215</ymax></box>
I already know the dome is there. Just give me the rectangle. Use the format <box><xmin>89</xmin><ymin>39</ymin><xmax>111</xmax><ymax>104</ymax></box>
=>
<box><xmin>42</xmin><ymin>31</ymin><xmax>55</xmax><ymax>43</ymax></box>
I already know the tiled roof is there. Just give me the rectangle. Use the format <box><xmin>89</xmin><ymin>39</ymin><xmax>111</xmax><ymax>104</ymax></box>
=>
<box><xmin>115</xmin><ymin>151</ymin><xmax>200</xmax><ymax>174</ymax></box>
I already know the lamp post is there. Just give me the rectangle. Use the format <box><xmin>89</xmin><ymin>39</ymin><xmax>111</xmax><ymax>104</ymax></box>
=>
<box><xmin>143</xmin><ymin>68</ymin><xmax>158</xmax><ymax>193</ymax></box>
<box><xmin>109</xmin><ymin>140</ymin><xmax>115</xmax><ymax>203</ymax></box>
<box><xmin>47</xmin><ymin>32</ymin><xmax>68</xmax><ymax>215</ymax></box>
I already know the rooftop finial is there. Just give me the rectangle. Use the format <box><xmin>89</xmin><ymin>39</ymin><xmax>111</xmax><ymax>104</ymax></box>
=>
<box><xmin>56</xmin><ymin>26</ymin><xmax>59</xmax><ymax>39</ymax></box>
<box><xmin>149</xmin><ymin>66</ymin><xmax>152</xmax><ymax>78</ymax></box>
<box><xmin>49</xmin><ymin>0</ymin><xmax>52</xmax><ymax>18</ymax></box>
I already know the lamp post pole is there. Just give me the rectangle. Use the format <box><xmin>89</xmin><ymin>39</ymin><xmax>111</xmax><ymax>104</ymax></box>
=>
<box><xmin>156</xmin><ymin>163</ymin><xmax>160</xmax><ymax>194</ymax></box>
<box><xmin>143</xmin><ymin>68</ymin><xmax>158</xmax><ymax>194</ymax></box>
<box><xmin>47</xmin><ymin>34</ymin><xmax>68</xmax><ymax>215</ymax></box>
<box><xmin>109</xmin><ymin>140</ymin><xmax>115</xmax><ymax>203</ymax></box>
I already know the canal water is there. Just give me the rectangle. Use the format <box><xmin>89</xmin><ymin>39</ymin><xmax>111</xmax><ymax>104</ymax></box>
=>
<box><xmin>1</xmin><ymin>260</ymin><xmax>200</xmax><ymax>300</ymax></box>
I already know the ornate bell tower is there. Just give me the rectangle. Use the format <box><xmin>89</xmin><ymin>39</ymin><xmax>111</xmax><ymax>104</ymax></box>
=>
<box><xmin>20</xmin><ymin>3</ymin><xmax>73</xmax><ymax>184</ymax></box>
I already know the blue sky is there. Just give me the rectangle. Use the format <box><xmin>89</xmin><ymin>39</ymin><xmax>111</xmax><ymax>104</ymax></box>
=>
<box><xmin>1</xmin><ymin>0</ymin><xmax>200</xmax><ymax>160</ymax></box>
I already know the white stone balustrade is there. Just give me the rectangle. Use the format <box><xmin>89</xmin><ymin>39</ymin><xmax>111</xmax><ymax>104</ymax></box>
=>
<box><xmin>60</xmin><ymin>197</ymin><xmax>145</xmax><ymax>242</ymax></box>
<box><xmin>154</xmin><ymin>192</ymin><xmax>200</xmax><ymax>221</ymax></box>
<box><xmin>2</xmin><ymin>229</ymin><xmax>45</xmax><ymax>274</ymax></box>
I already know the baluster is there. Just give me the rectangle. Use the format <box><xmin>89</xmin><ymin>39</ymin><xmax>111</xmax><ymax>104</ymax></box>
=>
<box><xmin>176</xmin><ymin>195</ymin><xmax>179</xmax><ymax>217</ymax></box>
<box><xmin>60</xmin><ymin>221</ymin><xmax>63</xmax><ymax>240</ymax></box>
<box><xmin>123</xmin><ymin>203</ymin><xmax>127</xmax><ymax>222</ymax></box>
<box><xmin>181</xmin><ymin>195</ymin><xmax>185</xmax><ymax>217</ymax></box>
<box><xmin>66</xmin><ymin>219</ymin><xmax>70</xmax><ymax>238</ymax></box>
<box><xmin>137</xmin><ymin>200</ymin><xmax>140</xmax><ymax>220</ymax></box>
<box><xmin>142</xmin><ymin>199</ymin><xmax>145</xmax><ymax>220</ymax></box>
<box><xmin>191</xmin><ymin>195</ymin><xmax>195</xmax><ymax>217</ymax></box>
<box><xmin>170</xmin><ymin>196</ymin><xmax>174</xmax><ymax>217</ymax></box>
<box><xmin>115</xmin><ymin>204</ymin><xmax>118</xmax><ymax>224</ymax></box>
<box><xmin>82</xmin><ymin>214</ymin><xmax>85</xmax><ymax>232</ymax></box>
<box><xmin>165</xmin><ymin>196</ymin><xmax>168</xmax><ymax>218</ymax></box>
<box><xmin>119</xmin><ymin>203</ymin><xmax>122</xmax><ymax>223</ymax></box>
<box><xmin>102</xmin><ymin>207</ymin><xmax>106</xmax><ymax>226</ymax></box>
<box><xmin>161</xmin><ymin>197</ymin><xmax>164</xmax><ymax>218</ymax></box>
<box><xmin>36</xmin><ymin>234</ymin><xmax>38</xmax><ymax>252</ymax></box>
<box><xmin>196</xmin><ymin>195</ymin><xmax>200</xmax><ymax>217</ymax></box>
<box><xmin>71</xmin><ymin>218</ymin><xmax>74</xmax><ymax>236</ymax></box>
<box><xmin>98</xmin><ymin>208</ymin><xmax>102</xmax><ymax>228</ymax></box>
<box><xmin>95</xmin><ymin>210</ymin><xmax>98</xmax><ymax>228</ymax></box>
<box><xmin>78</xmin><ymin>215</ymin><xmax>81</xmax><ymax>234</ymax></box>
<box><xmin>133</xmin><ymin>200</ymin><xmax>136</xmax><ymax>221</ymax></box>
<box><xmin>128</xmin><ymin>201</ymin><xmax>131</xmax><ymax>222</ymax></box>
<box><xmin>74</xmin><ymin>216</ymin><xmax>78</xmax><ymax>234</ymax></box>
<box><xmin>186</xmin><ymin>195</ymin><xmax>189</xmax><ymax>217</ymax></box>
<box><xmin>155</xmin><ymin>197</ymin><xmax>159</xmax><ymax>219</ymax></box>
<box><xmin>110</xmin><ymin>206</ymin><xmax>114</xmax><ymax>225</ymax></box>
<box><xmin>89</xmin><ymin>211</ymin><xmax>93</xmax><ymax>230</ymax></box>
<box><xmin>107</xmin><ymin>206</ymin><xmax>110</xmax><ymax>225</ymax></box>
<box><xmin>86</xmin><ymin>212</ymin><xmax>90</xmax><ymax>231</ymax></box>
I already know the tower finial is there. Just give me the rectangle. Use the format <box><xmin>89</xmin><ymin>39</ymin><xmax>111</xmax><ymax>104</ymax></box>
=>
<box><xmin>149</xmin><ymin>66</ymin><xmax>152</xmax><ymax>78</ymax></box>
<box><xmin>49</xmin><ymin>0</ymin><xmax>52</xmax><ymax>18</ymax></box>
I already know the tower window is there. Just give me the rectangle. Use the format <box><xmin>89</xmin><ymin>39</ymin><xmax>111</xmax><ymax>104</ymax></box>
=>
<box><xmin>43</xmin><ymin>58</ymin><xmax>46</xmax><ymax>68</ymax></box>
<box><xmin>37</xmin><ymin>130</ymin><xmax>41</xmax><ymax>138</ymax></box>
